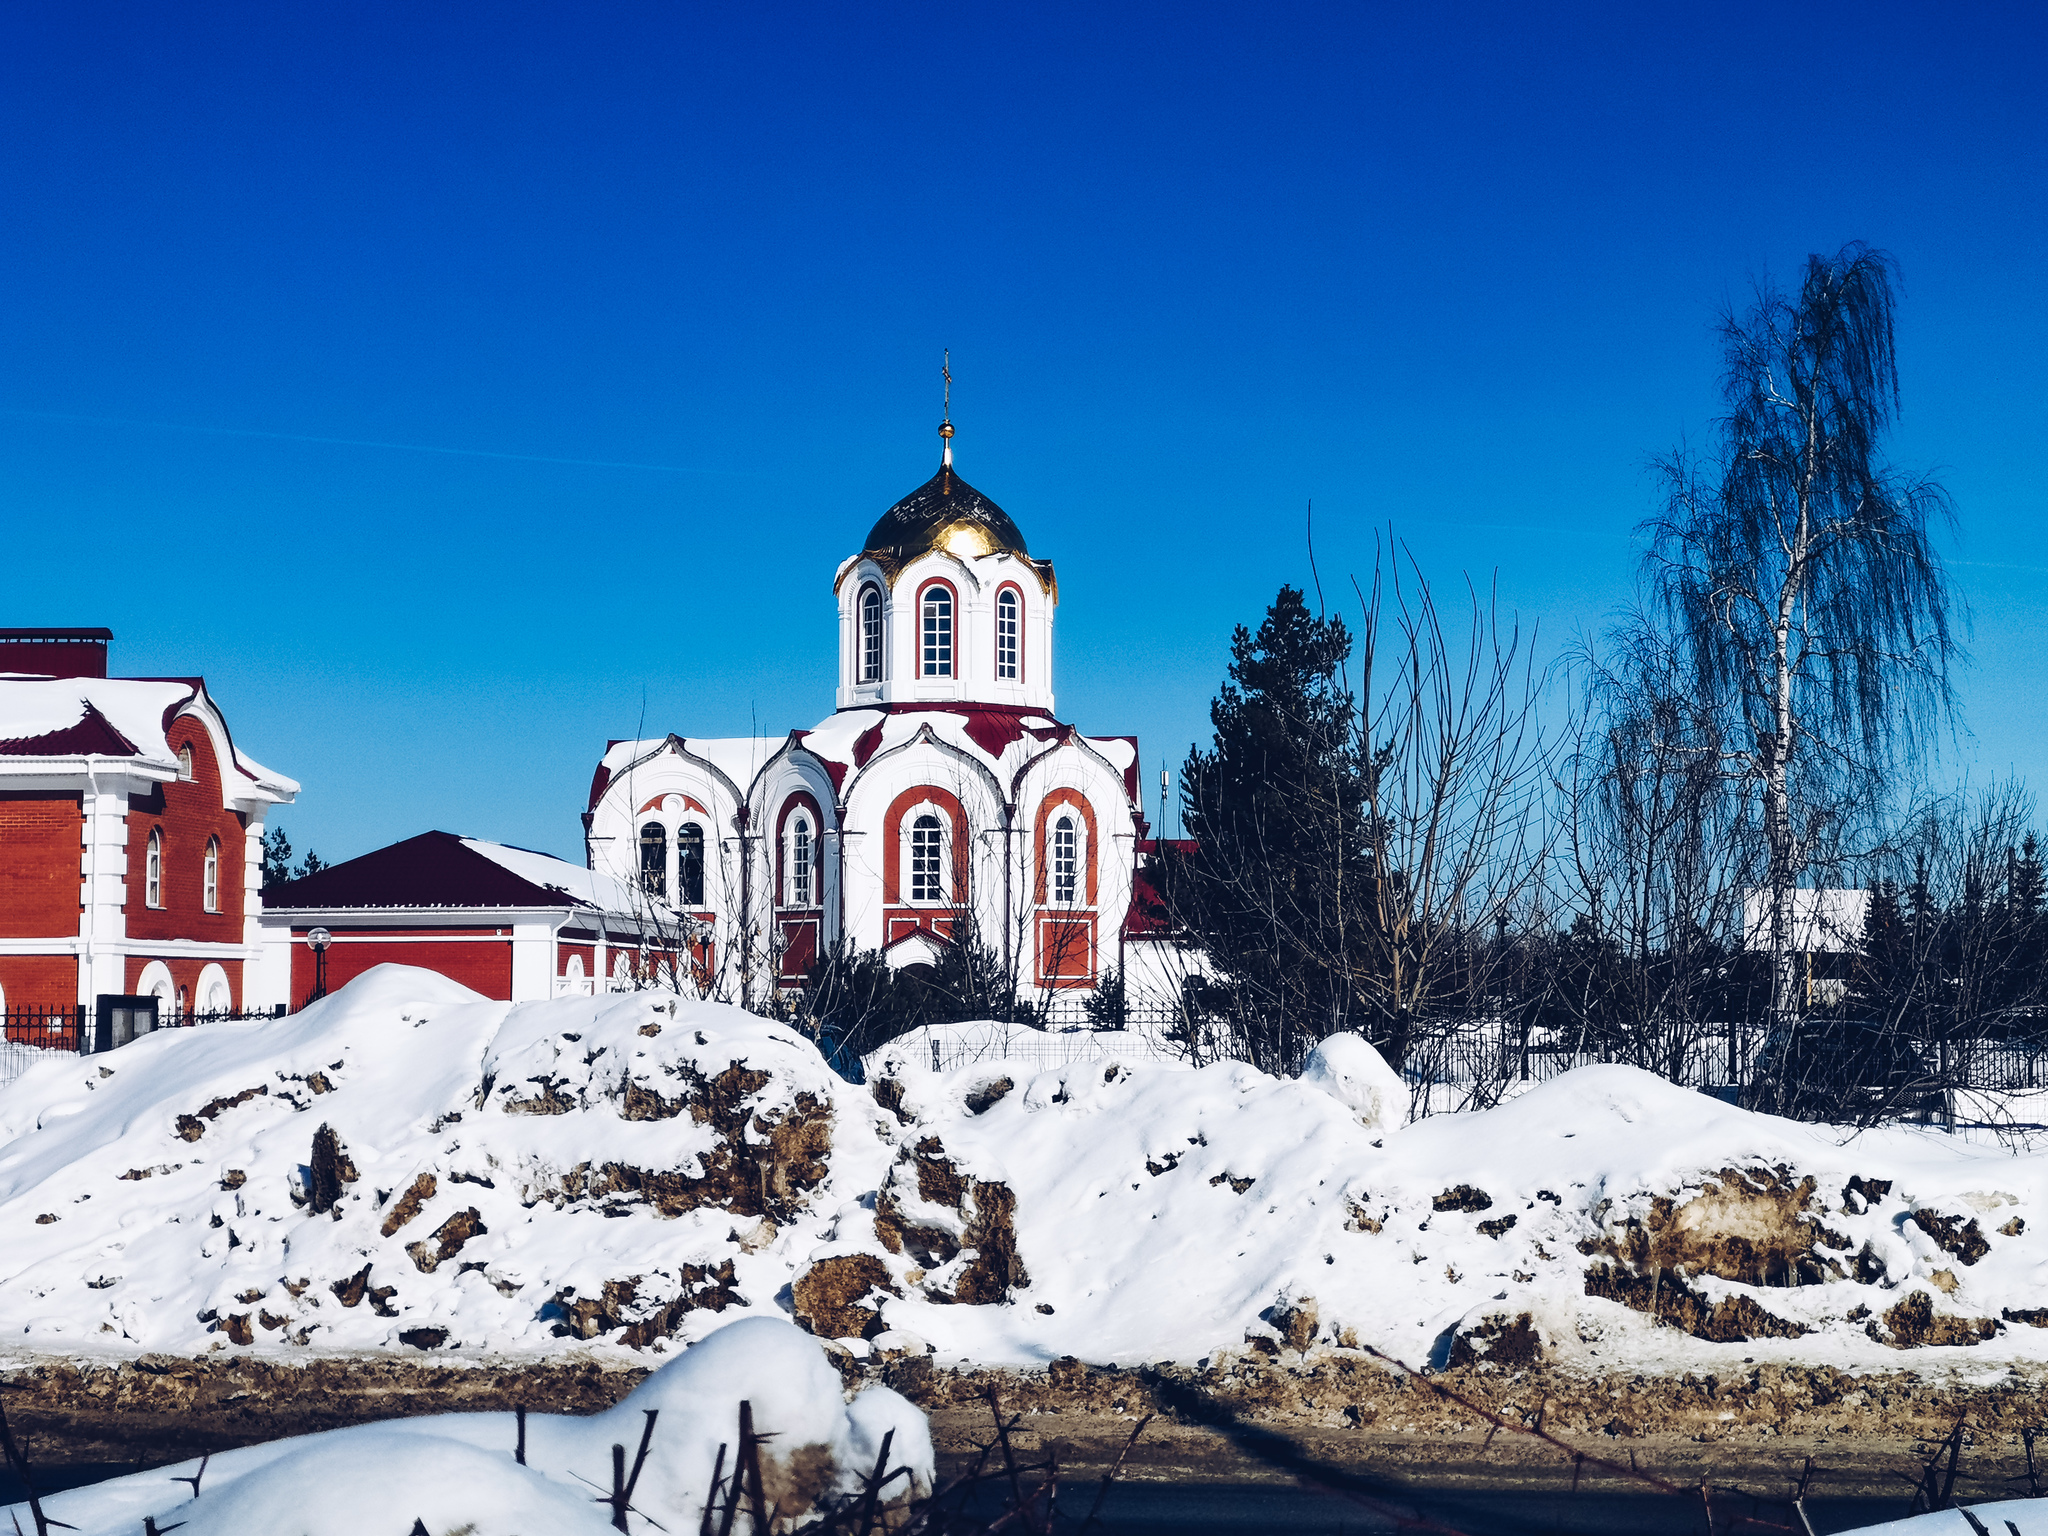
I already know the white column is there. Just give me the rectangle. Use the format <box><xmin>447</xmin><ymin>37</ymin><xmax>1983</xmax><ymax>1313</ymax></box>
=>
<box><xmin>78</xmin><ymin>770</ymin><xmax>132</xmax><ymax>1006</ymax></box>
<box><xmin>510</xmin><ymin>918</ymin><xmax>558</xmax><ymax>1002</ymax></box>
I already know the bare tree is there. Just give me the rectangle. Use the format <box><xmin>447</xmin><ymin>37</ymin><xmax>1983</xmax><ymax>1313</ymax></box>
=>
<box><xmin>1644</xmin><ymin>243</ymin><xmax>1960</xmax><ymax>1041</ymax></box>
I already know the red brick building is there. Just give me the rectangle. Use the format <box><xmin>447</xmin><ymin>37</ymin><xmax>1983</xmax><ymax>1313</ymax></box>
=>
<box><xmin>258</xmin><ymin>830</ymin><xmax>676</xmax><ymax>1007</ymax></box>
<box><xmin>0</xmin><ymin>628</ymin><xmax>298</xmax><ymax>1022</ymax></box>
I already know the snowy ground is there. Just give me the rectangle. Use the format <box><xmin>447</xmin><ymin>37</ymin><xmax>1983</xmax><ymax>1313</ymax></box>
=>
<box><xmin>2</xmin><ymin>964</ymin><xmax>2046</xmax><ymax>1377</ymax></box>
<box><xmin>3</xmin><ymin>1316</ymin><xmax>931</xmax><ymax>1536</ymax></box>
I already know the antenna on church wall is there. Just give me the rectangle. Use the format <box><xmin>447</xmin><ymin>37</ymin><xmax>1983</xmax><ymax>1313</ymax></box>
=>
<box><xmin>939</xmin><ymin>349</ymin><xmax>954</xmax><ymax>469</ymax></box>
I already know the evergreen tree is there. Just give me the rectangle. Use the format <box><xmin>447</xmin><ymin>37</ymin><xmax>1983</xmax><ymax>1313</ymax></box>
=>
<box><xmin>1158</xmin><ymin>586</ymin><xmax>1375</xmax><ymax>1072</ymax></box>
<box><xmin>263</xmin><ymin>825</ymin><xmax>293</xmax><ymax>887</ymax></box>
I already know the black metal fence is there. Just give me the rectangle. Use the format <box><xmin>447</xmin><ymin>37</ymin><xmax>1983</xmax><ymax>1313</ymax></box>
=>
<box><xmin>1</xmin><ymin>1005</ymin><xmax>287</xmax><ymax>1088</ymax></box>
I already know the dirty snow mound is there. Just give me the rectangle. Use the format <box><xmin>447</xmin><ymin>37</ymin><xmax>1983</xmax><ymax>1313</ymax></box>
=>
<box><xmin>0</xmin><ymin>965</ymin><xmax>893</xmax><ymax>1356</ymax></box>
<box><xmin>9</xmin><ymin>1316</ymin><xmax>931</xmax><ymax>1535</ymax></box>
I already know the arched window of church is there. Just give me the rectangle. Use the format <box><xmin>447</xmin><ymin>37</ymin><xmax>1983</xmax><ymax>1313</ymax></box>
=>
<box><xmin>676</xmin><ymin>824</ymin><xmax>706</xmax><ymax>907</ymax></box>
<box><xmin>921</xmin><ymin>587</ymin><xmax>953</xmax><ymax>677</ymax></box>
<box><xmin>910</xmin><ymin>814</ymin><xmax>945</xmax><ymax>902</ymax></box>
<box><xmin>790</xmin><ymin>815</ymin><xmax>813</xmax><ymax>906</ymax></box>
<box><xmin>177</xmin><ymin>744</ymin><xmax>194</xmax><ymax>781</ymax></box>
<box><xmin>860</xmin><ymin>586</ymin><xmax>883</xmax><ymax>682</ymax></box>
<box><xmin>146</xmin><ymin>829</ymin><xmax>164</xmax><ymax>908</ymax></box>
<box><xmin>639</xmin><ymin>822</ymin><xmax>668</xmax><ymax>899</ymax></box>
<box><xmin>203</xmin><ymin>837</ymin><xmax>221</xmax><ymax>913</ymax></box>
<box><xmin>1052</xmin><ymin>815</ymin><xmax>1079</xmax><ymax>904</ymax></box>
<box><xmin>997</xmin><ymin>588</ymin><xmax>1020</xmax><ymax>680</ymax></box>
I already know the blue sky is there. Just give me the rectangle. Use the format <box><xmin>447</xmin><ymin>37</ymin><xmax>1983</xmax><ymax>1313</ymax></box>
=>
<box><xmin>3</xmin><ymin>2</ymin><xmax>2043</xmax><ymax>865</ymax></box>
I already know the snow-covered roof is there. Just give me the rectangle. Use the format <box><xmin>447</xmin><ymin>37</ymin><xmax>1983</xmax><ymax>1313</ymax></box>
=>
<box><xmin>264</xmin><ymin>831</ymin><xmax>667</xmax><ymax>922</ymax></box>
<box><xmin>0</xmin><ymin>674</ymin><xmax>297</xmax><ymax>799</ymax></box>
<box><xmin>597</xmin><ymin>709</ymin><xmax>1143</xmax><ymax>808</ymax></box>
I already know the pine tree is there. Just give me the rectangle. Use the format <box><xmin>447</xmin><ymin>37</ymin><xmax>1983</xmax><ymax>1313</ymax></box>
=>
<box><xmin>263</xmin><ymin>826</ymin><xmax>294</xmax><ymax>887</ymax></box>
<box><xmin>1158</xmin><ymin>586</ymin><xmax>1375</xmax><ymax>1072</ymax></box>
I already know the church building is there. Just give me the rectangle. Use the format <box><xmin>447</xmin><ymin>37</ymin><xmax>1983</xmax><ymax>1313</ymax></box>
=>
<box><xmin>582</xmin><ymin>421</ymin><xmax>1171</xmax><ymax>1012</ymax></box>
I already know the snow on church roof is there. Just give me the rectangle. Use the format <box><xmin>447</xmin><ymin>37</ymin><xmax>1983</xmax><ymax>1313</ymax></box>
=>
<box><xmin>595</xmin><ymin>708</ymin><xmax>1142</xmax><ymax>809</ymax></box>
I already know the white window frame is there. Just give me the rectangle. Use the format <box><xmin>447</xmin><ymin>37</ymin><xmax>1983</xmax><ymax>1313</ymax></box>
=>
<box><xmin>789</xmin><ymin>814</ymin><xmax>813</xmax><ymax>907</ymax></box>
<box><xmin>177</xmin><ymin>745</ymin><xmax>194</xmax><ymax>781</ymax></box>
<box><xmin>639</xmin><ymin>821</ymin><xmax>668</xmax><ymax>899</ymax></box>
<box><xmin>203</xmin><ymin>836</ymin><xmax>220</xmax><ymax>913</ymax></box>
<box><xmin>921</xmin><ymin>586</ymin><xmax>953</xmax><ymax>678</ymax></box>
<box><xmin>997</xmin><ymin>588</ymin><xmax>1020</xmax><ymax>681</ymax></box>
<box><xmin>860</xmin><ymin>585</ymin><xmax>884</xmax><ymax>683</ymax></box>
<box><xmin>146</xmin><ymin>829</ymin><xmax>164</xmax><ymax>908</ymax></box>
<box><xmin>674</xmin><ymin>822</ymin><xmax>706</xmax><ymax>908</ymax></box>
<box><xmin>1052</xmin><ymin>814</ymin><xmax>1080</xmax><ymax>905</ymax></box>
<box><xmin>907</xmin><ymin>811</ymin><xmax>947</xmax><ymax>904</ymax></box>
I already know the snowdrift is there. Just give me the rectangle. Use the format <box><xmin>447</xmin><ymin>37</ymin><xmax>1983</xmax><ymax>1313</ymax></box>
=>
<box><xmin>3</xmin><ymin>964</ymin><xmax>2047</xmax><ymax>1373</ymax></box>
<box><xmin>0</xmin><ymin>966</ymin><xmax>894</xmax><ymax>1356</ymax></box>
<box><xmin>7</xmin><ymin>1316</ymin><xmax>932</xmax><ymax>1536</ymax></box>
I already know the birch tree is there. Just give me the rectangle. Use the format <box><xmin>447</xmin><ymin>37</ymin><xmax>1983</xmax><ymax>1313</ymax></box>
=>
<box><xmin>1645</xmin><ymin>243</ymin><xmax>1959</xmax><ymax>1041</ymax></box>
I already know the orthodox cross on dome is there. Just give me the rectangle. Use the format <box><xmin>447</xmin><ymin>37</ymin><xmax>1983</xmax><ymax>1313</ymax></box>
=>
<box><xmin>939</xmin><ymin>349</ymin><xmax>955</xmax><ymax>468</ymax></box>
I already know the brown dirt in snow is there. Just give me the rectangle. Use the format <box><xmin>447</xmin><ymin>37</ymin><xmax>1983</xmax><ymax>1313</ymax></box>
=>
<box><xmin>379</xmin><ymin>1172</ymin><xmax>437</xmax><ymax>1236</ymax></box>
<box><xmin>308</xmin><ymin>1124</ymin><xmax>358</xmax><ymax>1216</ymax></box>
<box><xmin>1912</xmin><ymin>1208</ymin><xmax>1992</xmax><ymax>1266</ymax></box>
<box><xmin>871</xmin><ymin>1136</ymin><xmax>1029</xmax><ymax>1304</ymax></box>
<box><xmin>6</xmin><ymin>1351</ymin><xmax>2048</xmax><ymax>1498</ymax></box>
<box><xmin>1588</xmin><ymin>1165</ymin><xmax>1851</xmax><ymax>1290</ymax></box>
<box><xmin>1583</xmin><ymin>1262</ymin><xmax>1810</xmax><ymax>1343</ymax></box>
<box><xmin>791</xmin><ymin>1255</ymin><xmax>899</xmax><ymax>1339</ymax></box>
<box><xmin>550</xmin><ymin>1261</ymin><xmax>744</xmax><ymax>1348</ymax></box>
<box><xmin>1869</xmin><ymin>1289</ymin><xmax>1998</xmax><ymax>1349</ymax></box>
<box><xmin>406</xmin><ymin>1208</ymin><xmax>486</xmax><ymax>1273</ymax></box>
<box><xmin>606</xmin><ymin>1062</ymin><xmax>833</xmax><ymax>1221</ymax></box>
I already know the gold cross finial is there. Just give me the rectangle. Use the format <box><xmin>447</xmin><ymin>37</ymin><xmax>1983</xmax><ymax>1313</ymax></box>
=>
<box><xmin>938</xmin><ymin>349</ymin><xmax>955</xmax><ymax>467</ymax></box>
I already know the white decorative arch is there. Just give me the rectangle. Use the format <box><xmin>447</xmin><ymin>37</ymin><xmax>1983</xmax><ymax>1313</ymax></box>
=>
<box><xmin>195</xmin><ymin>962</ymin><xmax>233</xmax><ymax>1016</ymax></box>
<box><xmin>134</xmin><ymin>960</ymin><xmax>175</xmax><ymax>1016</ymax></box>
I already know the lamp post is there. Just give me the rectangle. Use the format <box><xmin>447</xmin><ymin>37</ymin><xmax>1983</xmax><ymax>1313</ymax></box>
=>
<box><xmin>307</xmin><ymin>927</ymin><xmax>332</xmax><ymax>1006</ymax></box>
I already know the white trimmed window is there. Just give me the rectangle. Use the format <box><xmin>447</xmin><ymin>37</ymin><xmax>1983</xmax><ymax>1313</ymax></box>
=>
<box><xmin>639</xmin><ymin>822</ymin><xmax>667</xmax><ymax>898</ymax></box>
<box><xmin>1053</xmin><ymin>815</ymin><xmax>1078</xmax><ymax>904</ymax></box>
<box><xmin>860</xmin><ymin>585</ymin><xmax>883</xmax><ymax>683</ymax></box>
<box><xmin>676</xmin><ymin>824</ymin><xmax>706</xmax><ymax>906</ymax></box>
<box><xmin>921</xmin><ymin>587</ymin><xmax>953</xmax><ymax>677</ymax></box>
<box><xmin>203</xmin><ymin>836</ymin><xmax>220</xmax><ymax>912</ymax></box>
<box><xmin>146</xmin><ymin>829</ymin><xmax>164</xmax><ymax>908</ymax></box>
<box><xmin>997</xmin><ymin>588</ymin><xmax>1020</xmax><ymax>680</ymax></box>
<box><xmin>790</xmin><ymin>815</ymin><xmax>813</xmax><ymax>906</ymax></box>
<box><xmin>909</xmin><ymin>814</ymin><xmax>945</xmax><ymax>903</ymax></box>
<box><xmin>177</xmin><ymin>745</ymin><xmax>194</xmax><ymax>781</ymax></box>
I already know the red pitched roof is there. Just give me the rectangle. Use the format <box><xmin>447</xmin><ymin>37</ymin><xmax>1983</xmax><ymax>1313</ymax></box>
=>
<box><xmin>263</xmin><ymin>831</ymin><xmax>589</xmax><ymax>911</ymax></box>
<box><xmin>0</xmin><ymin>700</ymin><xmax>141</xmax><ymax>758</ymax></box>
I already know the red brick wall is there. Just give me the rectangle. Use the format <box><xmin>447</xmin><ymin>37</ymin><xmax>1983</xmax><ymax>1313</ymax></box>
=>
<box><xmin>290</xmin><ymin>929</ymin><xmax>512</xmax><ymax>1007</ymax></box>
<box><xmin>0</xmin><ymin>955</ymin><xmax>78</xmax><ymax>1015</ymax></box>
<box><xmin>126</xmin><ymin>721</ymin><xmax>246</xmax><ymax>946</ymax></box>
<box><xmin>0</xmin><ymin>793</ymin><xmax>82</xmax><ymax>939</ymax></box>
<box><xmin>123</xmin><ymin>955</ymin><xmax>244</xmax><ymax>1012</ymax></box>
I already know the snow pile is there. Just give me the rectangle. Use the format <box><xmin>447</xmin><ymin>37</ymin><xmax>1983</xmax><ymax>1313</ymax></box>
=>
<box><xmin>7</xmin><ymin>1317</ymin><xmax>931</xmax><ymax>1536</ymax></box>
<box><xmin>6</xmin><ymin>963</ymin><xmax>2048</xmax><ymax>1375</ymax></box>
<box><xmin>0</xmin><ymin>966</ymin><xmax>892</xmax><ymax>1356</ymax></box>
<box><xmin>803</xmin><ymin>1053</ymin><xmax>2048</xmax><ymax>1372</ymax></box>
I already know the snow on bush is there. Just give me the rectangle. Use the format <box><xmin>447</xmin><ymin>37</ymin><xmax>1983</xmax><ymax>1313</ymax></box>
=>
<box><xmin>5</xmin><ymin>963</ymin><xmax>2048</xmax><ymax>1373</ymax></box>
<box><xmin>9</xmin><ymin>1316</ymin><xmax>932</xmax><ymax>1535</ymax></box>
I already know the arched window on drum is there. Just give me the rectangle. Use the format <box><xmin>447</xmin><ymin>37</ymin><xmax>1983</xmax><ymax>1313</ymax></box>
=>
<box><xmin>860</xmin><ymin>585</ymin><xmax>884</xmax><ymax>683</ymax></box>
<box><xmin>920</xmin><ymin>585</ymin><xmax>953</xmax><ymax>677</ymax></box>
<box><xmin>996</xmin><ymin>587</ymin><xmax>1020</xmax><ymax>680</ymax></box>
<box><xmin>639</xmin><ymin>822</ymin><xmax>667</xmax><ymax>898</ymax></box>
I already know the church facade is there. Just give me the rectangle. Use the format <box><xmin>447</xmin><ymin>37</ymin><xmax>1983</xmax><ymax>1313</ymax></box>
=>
<box><xmin>581</xmin><ymin>426</ymin><xmax>1168</xmax><ymax>1010</ymax></box>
